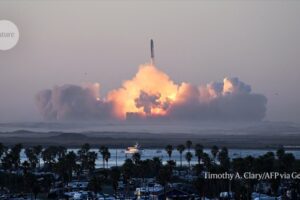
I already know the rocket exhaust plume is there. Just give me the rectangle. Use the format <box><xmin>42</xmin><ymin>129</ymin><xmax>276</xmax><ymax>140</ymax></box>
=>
<box><xmin>36</xmin><ymin>41</ymin><xmax>267</xmax><ymax>121</ymax></box>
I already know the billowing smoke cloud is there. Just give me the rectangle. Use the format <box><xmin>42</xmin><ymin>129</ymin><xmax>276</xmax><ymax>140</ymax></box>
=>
<box><xmin>168</xmin><ymin>79</ymin><xmax>267</xmax><ymax>121</ymax></box>
<box><xmin>135</xmin><ymin>91</ymin><xmax>162</xmax><ymax>114</ymax></box>
<box><xmin>36</xmin><ymin>64</ymin><xmax>267</xmax><ymax>121</ymax></box>
<box><xmin>36</xmin><ymin>83</ymin><xmax>112</xmax><ymax>120</ymax></box>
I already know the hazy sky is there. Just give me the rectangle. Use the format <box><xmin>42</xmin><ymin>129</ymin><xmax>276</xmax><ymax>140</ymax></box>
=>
<box><xmin>0</xmin><ymin>1</ymin><xmax>299</xmax><ymax>123</ymax></box>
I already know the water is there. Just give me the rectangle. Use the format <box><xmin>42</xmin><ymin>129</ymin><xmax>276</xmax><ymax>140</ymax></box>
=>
<box><xmin>18</xmin><ymin>148</ymin><xmax>300</xmax><ymax>168</ymax></box>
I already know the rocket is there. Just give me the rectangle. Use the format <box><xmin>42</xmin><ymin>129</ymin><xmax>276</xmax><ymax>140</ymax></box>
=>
<box><xmin>150</xmin><ymin>39</ymin><xmax>154</xmax><ymax>59</ymax></box>
<box><xmin>150</xmin><ymin>39</ymin><xmax>155</xmax><ymax>65</ymax></box>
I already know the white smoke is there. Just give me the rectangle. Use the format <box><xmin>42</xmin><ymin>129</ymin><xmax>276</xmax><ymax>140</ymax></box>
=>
<box><xmin>36</xmin><ymin>83</ymin><xmax>112</xmax><ymax>120</ymax></box>
<box><xmin>169</xmin><ymin>77</ymin><xmax>267</xmax><ymax>121</ymax></box>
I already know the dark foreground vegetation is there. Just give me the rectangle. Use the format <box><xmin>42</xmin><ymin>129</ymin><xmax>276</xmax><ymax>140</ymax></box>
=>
<box><xmin>0</xmin><ymin>141</ymin><xmax>300</xmax><ymax>199</ymax></box>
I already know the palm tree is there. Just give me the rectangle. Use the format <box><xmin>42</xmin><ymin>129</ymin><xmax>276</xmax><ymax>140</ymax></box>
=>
<box><xmin>104</xmin><ymin>150</ymin><xmax>111</xmax><ymax>169</ymax></box>
<box><xmin>99</xmin><ymin>145</ymin><xmax>108</xmax><ymax>168</ymax></box>
<box><xmin>64</xmin><ymin>151</ymin><xmax>77</xmax><ymax>182</ymax></box>
<box><xmin>33</xmin><ymin>145</ymin><xmax>42</xmax><ymax>169</ymax></box>
<box><xmin>211</xmin><ymin>145</ymin><xmax>219</xmax><ymax>163</ymax></box>
<box><xmin>78</xmin><ymin>143</ymin><xmax>91</xmax><ymax>172</ymax></box>
<box><xmin>0</xmin><ymin>143</ymin><xmax>6</xmax><ymax>158</ymax></box>
<box><xmin>152</xmin><ymin>157</ymin><xmax>163</xmax><ymax>172</ymax></box>
<box><xmin>57</xmin><ymin>146</ymin><xmax>66</xmax><ymax>159</ymax></box>
<box><xmin>195</xmin><ymin>144</ymin><xmax>204</xmax><ymax>165</ymax></box>
<box><xmin>202</xmin><ymin>152</ymin><xmax>212</xmax><ymax>170</ymax></box>
<box><xmin>78</xmin><ymin>143</ymin><xmax>90</xmax><ymax>157</ymax></box>
<box><xmin>165</xmin><ymin>145</ymin><xmax>173</xmax><ymax>160</ymax></box>
<box><xmin>185</xmin><ymin>152</ymin><xmax>193</xmax><ymax>168</ymax></box>
<box><xmin>166</xmin><ymin>160</ymin><xmax>176</xmax><ymax>173</ymax></box>
<box><xmin>157</xmin><ymin>166</ymin><xmax>172</xmax><ymax>199</ymax></box>
<box><xmin>0</xmin><ymin>143</ymin><xmax>7</xmax><ymax>166</ymax></box>
<box><xmin>87</xmin><ymin>151</ymin><xmax>98</xmax><ymax>173</ymax></box>
<box><xmin>176</xmin><ymin>144</ymin><xmax>185</xmax><ymax>168</ymax></box>
<box><xmin>280</xmin><ymin>153</ymin><xmax>295</xmax><ymax>172</ymax></box>
<box><xmin>132</xmin><ymin>152</ymin><xmax>141</xmax><ymax>165</ymax></box>
<box><xmin>218</xmin><ymin>147</ymin><xmax>230</xmax><ymax>170</ymax></box>
<box><xmin>186</xmin><ymin>140</ymin><xmax>192</xmax><ymax>152</ymax></box>
<box><xmin>1</xmin><ymin>152</ymin><xmax>13</xmax><ymax>172</ymax></box>
<box><xmin>22</xmin><ymin>160</ymin><xmax>31</xmax><ymax>174</ymax></box>
<box><xmin>11</xmin><ymin>143</ymin><xmax>22</xmax><ymax>170</ymax></box>
<box><xmin>122</xmin><ymin>159</ymin><xmax>135</xmax><ymax>188</ymax></box>
<box><xmin>276</xmin><ymin>147</ymin><xmax>285</xmax><ymax>160</ymax></box>
<box><xmin>25</xmin><ymin>147</ymin><xmax>38</xmax><ymax>170</ymax></box>
<box><xmin>42</xmin><ymin>146</ymin><xmax>58</xmax><ymax>170</ymax></box>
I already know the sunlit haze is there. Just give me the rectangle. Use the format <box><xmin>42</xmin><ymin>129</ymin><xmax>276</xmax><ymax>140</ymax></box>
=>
<box><xmin>0</xmin><ymin>1</ymin><xmax>300</xmax><ymax>123</ymax></box>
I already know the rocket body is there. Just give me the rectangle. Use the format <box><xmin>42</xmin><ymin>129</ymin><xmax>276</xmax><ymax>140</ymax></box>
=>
<box><xmin>151</xmin><ymin>39</ymin><xmax>154</xmax><ymax>59</ymax></box>
<box><xmin>150</xmin><ymin>39</ymin><xmax>155</xmax><ymax>65</ymax></box>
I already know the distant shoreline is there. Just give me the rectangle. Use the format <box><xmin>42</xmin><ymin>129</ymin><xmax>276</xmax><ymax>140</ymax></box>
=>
<box><xmin>1</xmin><ymin>129</ymin><xmax>300</xmax><ymax>149</ymax></box>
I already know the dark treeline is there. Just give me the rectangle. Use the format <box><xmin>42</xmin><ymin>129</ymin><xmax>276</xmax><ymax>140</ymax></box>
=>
<box><xmin>0</xmin><ymin>142</ymin><xmax>300</xmax><ymax>199</ymax></box>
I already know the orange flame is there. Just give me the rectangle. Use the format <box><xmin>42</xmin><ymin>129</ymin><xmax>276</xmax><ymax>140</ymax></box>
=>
<box><xmin>107</xmin><ymin>64</ymin><xmax>179</xmax><ymax>119</ymax></box>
